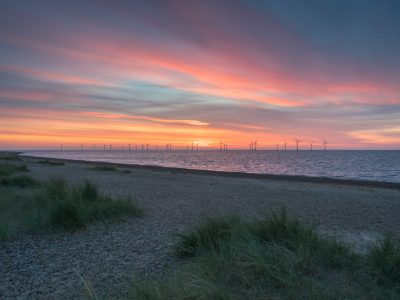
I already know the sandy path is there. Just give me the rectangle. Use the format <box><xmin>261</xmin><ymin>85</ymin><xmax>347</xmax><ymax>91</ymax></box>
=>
<box><xmin>1</xmin><ymin>157</ymin><xmax>400</xmax><ymax>298</ymax></box>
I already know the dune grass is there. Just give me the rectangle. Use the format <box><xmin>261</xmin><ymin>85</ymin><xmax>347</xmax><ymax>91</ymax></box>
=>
<box><xmin>0</xmin><ymin>178</ymin><xmax>143</xmax><ymax>240</ymax></box>
<box><xmin>89</xmin><ymin>165</ymin><xmax>118</xmax><ymax>172</ymax></box>
<box><xmin>129</xmin><ymin>211</ymin><xmax>400</xmax><ymax>299</ymax></box>
<box><xmin>120</xmin><ymin>169</ymin><xmax>132</xmax><ymax>174</ymax></box>
<box><xmin>41</xmin><ymin>178</ymin><xmax>143</xmax><ymax>231</ymax></box>
<box><xmin>0</xmin><ymin>163</ymin><xmax>29</xmax><ymax>176</ymax></box>
<box><xmin>38</xmin><ymin>160</ymin><xmax>65</xmax><ymax>166</ymax></box>
<box><xmin>370</xmin><ymin>235</ymin><xmax>400</xmax><ymax>288</ymax></box>
<box><xmin>0</xmin><ymin>152</ymin><xmax>23</xmax><ymax>162</ymax></box>
<box><xmin>0</xmin><ymin>175</ymin><xmax>39</xmax><ymax>188</ymax></box>
<box><xmin>0</xmin><ymin>224</ymin><xmax>9</xmax><ymax>241</ymax></box>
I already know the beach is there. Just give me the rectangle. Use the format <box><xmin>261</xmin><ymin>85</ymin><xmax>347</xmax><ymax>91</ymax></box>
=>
<box><xmin>1</xmin><ymin>155</ymin><xmax>400</xmax><ymax>298</ymax></box>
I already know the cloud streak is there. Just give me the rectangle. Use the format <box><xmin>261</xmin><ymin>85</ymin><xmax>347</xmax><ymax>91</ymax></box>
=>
<box><xmin>0</xmin><ymin>0</ymin><xmax>399</xmax><ymax>149</ymax></box>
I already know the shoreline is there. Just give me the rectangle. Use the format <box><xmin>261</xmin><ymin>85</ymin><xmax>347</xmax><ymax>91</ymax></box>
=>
<box><xmin>2</xmin><ymin>152</ymin><xmax>400</xmax><ymax>298</ymax></box>
<box><xmin>21</xmin><ymin>153</ymin><xmax>400</xmax><ymax>190</ymax></box>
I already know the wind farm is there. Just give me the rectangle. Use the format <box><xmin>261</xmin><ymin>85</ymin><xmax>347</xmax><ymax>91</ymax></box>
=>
<box><xmin>57</xmin><ymin>138</ymin><xmax>331</xmax><ymax>152</ymax></box>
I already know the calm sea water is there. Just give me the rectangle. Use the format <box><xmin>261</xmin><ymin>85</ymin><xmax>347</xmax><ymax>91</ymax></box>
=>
<box><xmin>23</xmin><ymin>150</ymin><xmax>400</xmax><ymax>183</ymax></box>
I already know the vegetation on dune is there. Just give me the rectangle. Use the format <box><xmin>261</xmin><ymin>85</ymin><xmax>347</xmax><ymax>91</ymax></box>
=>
<box><xmin>38</xmin><ymin>160</ymin><xmax>65</xmax><ymax>166</ymax></box>
<box><xmin>370</xmin><ymin>235</ymin><xmax>400</xmax><ymax>288</ymax></box>
<box><xmin>89</xmin><ymin>165</ymin><xmax>118</xmax><ymax>172</ymax></box>
<box><xmin>0</xmin><ymin>163</ymin><xmax>29</xmax><ymax>176</ymax></box>
<box><xmin>41</xmin><ymin>179</ymin><xmax>143</xmax><ymax>231</ymax></box>
<box><xmin>0</xmin><ymin>175</ymin><xmax>39</xmax><ymax>188</ymax></box>
<box><xmin>0</xmin><ymin>153</ymin><xmax>23</xmax><ymax>162</ymax></box>
<box><xmin>120</xmin><ymin>169</ymin><xmax>132</xmax><ymax>174</ymax></box>
<box><xmin>0</xmin><ymin>224</ymin><xmax>10</xmax><ymax>241</ymax></box>
<box><xmin>0</xmin><ymin>178</ymin><xmax>143</xmax><ymax>240</ymax></box>
<box><xmin>130</xmin><ymin>210</ymin><xmax>400</xmax><ymax>299</ymax></box>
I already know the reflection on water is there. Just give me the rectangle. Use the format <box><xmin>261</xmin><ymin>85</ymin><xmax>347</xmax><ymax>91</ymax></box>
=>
<box><xmin>24</xmin><ymin>150</ymin><xmax>400</xmax><ymax>183</ymax></box>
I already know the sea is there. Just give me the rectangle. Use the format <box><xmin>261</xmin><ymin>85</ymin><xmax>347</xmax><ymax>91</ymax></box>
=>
<box><xmin>23</xmin><ymin>150</ymin><xmax>400</xmax><ymax>183</ymax></box>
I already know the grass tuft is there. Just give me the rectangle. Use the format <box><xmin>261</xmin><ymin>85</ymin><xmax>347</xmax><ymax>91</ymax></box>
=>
<box><xmin>0</xmin><ymin>175</ymin><xmax>39</xmax><ymax>188</ymax></box>
<box><xmin>369</xmin><ymin>235</ymin><xmax>400</xmax><ymax>287</ymax></box>
<box><xmin>130</xmin><ymin>211</ymin><xmax>400</xmax><ymax>299</ymax></box>
<box><xmin>0</xmin><ymin>164</ymin><xmax>29</xmax><ymax>176</ymax></box>
<box><xmin>89</xmin><ymin>166</ymin><xmax>118</xmax><ymax>172</ymax></box>
<box><xmin>41</xmin><ymin>179</ymin><xmax>143</xmax><ymax>231</ymax></box>
<box><xmin>38</xmin><ymin>160</ymin><xmax>65</xmax><ymax>166</ymax></box>
<box><xmin>0</xmin><ymin>178</ymin><xmax>143</xmax><ymax>239</ymax></box>
<box><xmin>50</xmin><ymin>201</ymin><xmax>85</xmax><ymax>231</ymax></box>
<box><xmin>81</xmin><ymin>180</ymin><xmax>99</xmax><ymax>201</ymax></box>
<box><xmin>0</xmin><ymin>224</ymin><xmax>9</xmax><ymax>241</ymax></box>
<box><xmin>176</xmin><ymin>215</ymin><xmax>240</xmax><ymax>257</ymax></box>
<box><xmin>0</xmin><ymin>153</ymin><xmax>23</xmax><ymax>161</ymax></box>
<box><xmin>120</xmin><ymin>169</ymin><xmax>132</xmax><ymax>174</ymax></box>
<box><xmin>89</xmin><ymin>165</ymin><xmax>118</xmax><ymax>172</ymax></box>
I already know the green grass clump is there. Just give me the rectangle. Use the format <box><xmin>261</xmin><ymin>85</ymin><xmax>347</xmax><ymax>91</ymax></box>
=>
<box><xmin>0</xmin><ymin>175</ymin><xmax>39</xmax><ymax>188</ymax></box>
<box><xmin>120</xmin><ymin>169</ymin><xmax>132</xmax><ymax>174</ymax></box>
<box><xmin>176</xmin><ymin>215</ymin><xmax>241</xmax><ymax>257</ymax></box>
<box><xmin>37</xmin><ymin>179</ymin><xmax>143</xmax><ymax>231</ymax></box>
<box><xmin>0</xmin><ymin>153</ymin><xmax>23</xmax><ymax>161</ymax></box>
<box><xmin>130</xmin><ymin>211</ymin><xmax>400</xmax><ymax>299</ymax></box>
<box><xmin>0</xmin><ymin>178</ymin><xmax>143</xmax><ymax>240</ymax></box>
<box><xmin>370</xmin><ymin>235</ymin><xmax>400</xmax><ymax>287</ymax></box>
<box><xmin>0</xmin><ymin>164</ymin><xmax>29</xmax><ymax>176</ymax></box>
<box><xmin>38</xmin><ymin>160</ymin><xmax>65</xmax><ymax>166</ymax></box>
<box><xmin>89</xmin><ymin>165</ymin><xmax>118</xmax><ymax>172</ymax></box>
<box><xmin>0</xmin><ymin>224</ymin><xmax>9</xmax><ymax>241</ymax></box>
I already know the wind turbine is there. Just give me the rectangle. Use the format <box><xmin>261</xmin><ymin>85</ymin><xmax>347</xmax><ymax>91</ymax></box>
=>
<box><xmin>310</xmin><ymin>141</ymin><xmax>313</xmax><ymax>151</ymax></box>
<box><xmin>294</xmin><ymin>138</ymin><xmax>302</xmax><ymax>151</ymax></box>
<box><xmin>323</xmin><ymin>139</ymin><xmax>328</xmax><ymax>151</ymax></box>
<box><xmin>283</xmin><ymin>141</ymin><xmax>287</xmax><ymax>151</ymax></box>
<box><xmin>276</xmin><ymin>142</ymin><xmax>279</xmax><ymax>151</ymax></box>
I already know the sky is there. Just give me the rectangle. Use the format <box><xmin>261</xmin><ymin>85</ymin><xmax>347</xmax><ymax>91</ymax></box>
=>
<box><xmin>1</xmin><ymin>0</ymin><xmax>399</xmax><ymax>150</ymax></box>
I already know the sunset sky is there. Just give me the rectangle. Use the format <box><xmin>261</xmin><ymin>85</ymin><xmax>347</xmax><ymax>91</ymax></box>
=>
<box><xmin>1</xmin><ymin>0</ymin><xmax>399</xmax><ymax>150</ymax></box>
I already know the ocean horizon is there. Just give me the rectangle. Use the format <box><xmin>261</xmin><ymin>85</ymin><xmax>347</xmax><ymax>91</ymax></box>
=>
<box><xmin>23</xmin><ymin>150</ymin><xmax>400</xmax><ymax>184</ymax></box>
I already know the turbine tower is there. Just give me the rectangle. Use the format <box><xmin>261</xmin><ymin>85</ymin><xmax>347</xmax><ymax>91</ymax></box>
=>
<box><xmin>323</xmin><ymin>139</ymin><xmax>328</xmax><ymax>151</ymax></box>
<box><xmin>294</xmin><ymin>138</ymin><xmax>302</xmax><ymax>151</ymax></box>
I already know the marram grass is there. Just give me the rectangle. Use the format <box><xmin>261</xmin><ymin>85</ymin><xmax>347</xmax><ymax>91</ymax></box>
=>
<box><xmin>130</xmin><ymin>210</ymin><xmax>400</xmax><ymax>300</ymax></box>
<box><xmin>0</xmin><ymin>178</ymin><xmax>143</xmax><ymax>239</ymax></box>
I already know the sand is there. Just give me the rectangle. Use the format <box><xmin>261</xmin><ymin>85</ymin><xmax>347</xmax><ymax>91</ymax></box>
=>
<box><xmin>1</xmin><ymin>156</ymin><xmax>400</xmax><ymax>298</ymax></box>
